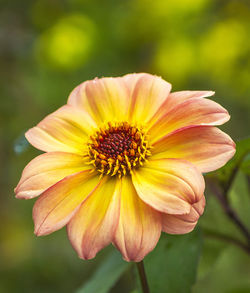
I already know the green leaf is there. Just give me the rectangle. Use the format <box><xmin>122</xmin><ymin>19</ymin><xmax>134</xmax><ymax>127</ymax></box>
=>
<box><xmin>196</xmin><ymin>236</ymin><xmax>227</xmax><ymax>280</ymax></box>
<box><xmin>193</xmin><ymin>245</ymin><xmax>250</xmax><ymax>293</ymax></box>
<box><xmin>199</xmin><ymin>194</ymin><xmax>243</xmax><ymax>242</ymax></box>
<box><xmin>229</xmin><ymin>171</ymin><xmax>250</xmax><ymax>229</ymax></box>
<box><xmin>142</xmin><ymin>229</ymin><xmax>202</xmax><ymax>293</ymax></box>
<box><xmin>197</xmin><ymin>195</ymin><xmax>243</xmax><ymax>278</ymax></box>
<box><xmin>241</xmin><ymin>153</ymin><xmax>250</xmax><ymax>175</ymax></box>
<box><xmin>198</xmin><ymin>170</ymin><xmax>250</xmax><ymax>280</ymax></box>
<box><xmin>76</xmin><ymin>250</ymin><xmax>131</xmax><ymax>293</ymax></box>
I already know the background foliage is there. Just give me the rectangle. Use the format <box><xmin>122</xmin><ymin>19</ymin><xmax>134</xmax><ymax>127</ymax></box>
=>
<box><xmin>0</xmin><ymin>0</ymin><xmax>249</xmax><ymax>292</ymax></box>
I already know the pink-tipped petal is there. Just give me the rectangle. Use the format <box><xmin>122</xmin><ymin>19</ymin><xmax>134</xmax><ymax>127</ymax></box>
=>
<box><xmin>67</xmin><ymin>178</ymin><xmax>121</xmax><ymax>260</ymax></box>
<box><xmin>152</xmin><ymin>126</ymin><xmax>236</xmax><ymax>173</ymax></box>
<box><xmin>162</xmin><ymin>195</ymin><xmax>205</xmax><ymax>234</ymax></box>
<box><xmin>132</xmin><ymin>158</ymin><xmax>205</xmax><ymax>215</ymax></box>
<box><xmin>33</xmin><ymin>170</ymin><xmax>100</xmax><ymax>236</ymax></box>
<box><xmin>163</xmin><ymin>90</ymin><xmax>215</xmax><ymax>112</ymax></box>
<box><xmin>125</xmin><ymin>73</ymin><xmax>172</xmax><ymax>124</ymax></box>
<box><xmin>113</xmin><ymin>176</ymin><xmax>162</xmax><ymax>262</ymax></box>
<box><xmin>149</xmin><ymin>97</ymin><xmax>230</xmax><ymax>144</ymax></box>
<box><xmin>15</xmin><ymin>152</ymin><xmax>90</xmax><ymax>199</ymax></box>
<box><xmin>148</xmin><ymin>90</ymin><xmax>215</xmax><ymax>128</ymax></box>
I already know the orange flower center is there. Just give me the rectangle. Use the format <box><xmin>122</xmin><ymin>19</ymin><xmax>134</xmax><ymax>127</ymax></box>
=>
<box><xmin>88</xmin><ymin>122</ymin><xmax>151</xmax><ymax>177</ymax></box>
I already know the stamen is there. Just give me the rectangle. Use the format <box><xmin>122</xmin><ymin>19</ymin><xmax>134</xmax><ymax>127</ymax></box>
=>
<box><xmin>87</xmin><ymin>122</ymin><xmax>150</xmax><ymax>176</ymax></box>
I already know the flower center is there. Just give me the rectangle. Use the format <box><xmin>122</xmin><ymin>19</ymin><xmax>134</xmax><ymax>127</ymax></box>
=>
<box><xmin>88</xmin><ymin>122</ymin><xmax>151</xmax><ymax>177</ymax></box>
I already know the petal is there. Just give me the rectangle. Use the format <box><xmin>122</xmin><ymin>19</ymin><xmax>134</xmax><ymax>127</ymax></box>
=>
<box><xmin>152</xmin><ymin>126</ymin><xmax>236</xmax><ymax>173</ymax></box>
<box><xmin>132</xmin><ymin>158</ymin><xmax>205</xmax><ymax>214</ymax></box>
<box><xmin>122</xmin><ymin>73</ymin><xmax>145</xmax><ymax>90</ymax></box>
<box><xmin>33</xmin><ymin>170</ymin><xmax>100</xmax><ymax>236</ymax></box>
<box><xmin>162</xmin><ymin>90</ymin><xmax>215</xmax><ymax>113</ymax></box>
<box><xmin>162</xmin><ymin>195</ymin><xmax>205</xmax><ymax>234</ymax></box>
<box><xmin>68</xmin><ymin>77</ymin><xmax>130</xmax><ymax>124</ymax></box>
<box><xmin>125</xmin><ymin>73</ymin><xmax>172</xmax><ymax>124</ymax></box>
<box><xmin>67</xmin><ymin>177</ymin><xmax>121</xmax><ymax>260</ymax></box>
<box><xmin>15</xmin><ymin>152</ymin><xmax>90</xmax><ymax>199</ymax></box>
<box><xmin>26</xmin><ymin>105</ymin><xmax>95</xmax><ymax>154</ymax></box>
<box><xmin>148</xmin><ymin>90</ymin><xmax>215</xmax><ymax>128</ymax></box>
<box><xmin>149</xmin><ymin>97</ymin><xmax>230</xmax><ymax>144</ymax></box>
<box><xmin>113</xmin><ymin>176</ymin><xmax>161</xmax><ymax>262</ymax></box>
<box><xmin>68</xmin><ymin>73</ymin><xmax>172</xmax><ymax>126</ymax></box>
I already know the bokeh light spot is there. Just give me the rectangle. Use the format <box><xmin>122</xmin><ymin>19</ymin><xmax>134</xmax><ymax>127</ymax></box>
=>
<box><xmin>154</xmin><ymin>39</ymin><xmax>195</xmax><ymax>85</ymax></box>
<box><xmin>34</xmin><ymin>14</ymin><xmax>96</xmax><ymax>70</ymax></box>
<box><xmin>200</xmin><ymin>20</ymin><xmax>247</xmax><ymax>78</ymax></box>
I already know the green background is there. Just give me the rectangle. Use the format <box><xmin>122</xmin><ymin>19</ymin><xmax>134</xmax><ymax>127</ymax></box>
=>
<box><xmin>0</xmin><ymin>0</ymin><xmax>250</xmax><ymax>292</ymax></box>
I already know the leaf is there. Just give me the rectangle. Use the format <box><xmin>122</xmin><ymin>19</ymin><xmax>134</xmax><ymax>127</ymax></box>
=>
<box><xmin>141</xmin><ymin>229</ymin><xmax>202</xmax><ymax>293</ymax></box>
<box><xmin>198</xmin><ymin>170</ymin><xmax>250</xmax><ymax>280</ymax></box>
<box><xmin>193</xmin><ymin>245</ymin><xmax>250</xmax><ymax>293</ymax></box>
<box><xmin>199</xmin><ymin>194</ymin><xmax>243</xmax><ymax>242</ymax></box>
<box><xmin>197</xmin><ymin>189</ymin><xmax>245</xmax><ymax>279</ymax></box>
<box><xmin>196</xmin><ymin>236</ymin><xmax>226</xmax><ymax>280</ymax></box>
<box><xmin>76</xmin><ymin>250</ymin><xmax>131</xmax><ymax>293</ymax></box>
<box><xmin>229</xmin><ymin>171</ymin><xmax>250</xmax><ymax>229</ymax></box>
<box><xmin>241</xmin><ymin>153</ymin><xmax>250</xmax><ymax>175</ymax></box>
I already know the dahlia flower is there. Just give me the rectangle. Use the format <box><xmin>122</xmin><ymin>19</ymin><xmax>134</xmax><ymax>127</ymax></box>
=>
<box><xmin>15</xmin><ymin>73</ymin><xmax>235</xmax><ymax>262</ymax></box>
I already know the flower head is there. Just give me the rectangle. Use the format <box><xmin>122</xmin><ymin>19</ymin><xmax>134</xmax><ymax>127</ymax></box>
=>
<box><xmin>15</xmin><ymin>73</ymin><xmax>235</xmax><ymax>262</ymax></box>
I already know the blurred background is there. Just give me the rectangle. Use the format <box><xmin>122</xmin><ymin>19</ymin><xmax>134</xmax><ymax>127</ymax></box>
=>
<box><xmin>0</xmin><ymin>0</ymin><xmax>250</xmax><ymax>292</ymax></box>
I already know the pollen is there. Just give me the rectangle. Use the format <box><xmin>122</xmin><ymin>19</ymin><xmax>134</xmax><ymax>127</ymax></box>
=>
<box><xmin>88</xmin><ymin>122</ymin><xmax>151</xmax><ymax>177</ymax></box>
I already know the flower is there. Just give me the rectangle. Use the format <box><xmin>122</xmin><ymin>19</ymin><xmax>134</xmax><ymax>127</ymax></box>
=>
<box><xmin>15</xmin><ymin>73</ymin><xmax>235</xmax><ymax>262</ymax></box>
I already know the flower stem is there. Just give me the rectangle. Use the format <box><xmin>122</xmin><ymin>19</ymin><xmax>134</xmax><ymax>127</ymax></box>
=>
<box><xmin>203</xmin><ymin>228</ymin><xmax>250</xmax><ymax>254</ymax></box>
<box><xmin>223</xmin><ymin>151</ymin><xmax>249</xmax><ymax>196</ymax></box>
<box><xmin>206</xmin><ymin>177</ymin><xmax>250</xmax><ymax>245</ymax></box>
<box><xmin>136</xmin><ymin>261</ymin><xmax>150</xmax><ymax>293</ymax></box>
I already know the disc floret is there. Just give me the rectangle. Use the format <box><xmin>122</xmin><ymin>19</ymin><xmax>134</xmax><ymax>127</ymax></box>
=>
<box><xmin>88</xmin><ymin>122</ymin><xmax>151</xmax><ymax>177</ymax></box>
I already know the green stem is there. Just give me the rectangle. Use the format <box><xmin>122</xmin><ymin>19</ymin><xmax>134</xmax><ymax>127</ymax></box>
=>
<box><xmin>223</xmin><ymin>151</ymin><xmax>249</xmax><ymax>196</ymax></box>
<box><xmin>206</xmin><ymin>177</ymin><xmax>250</xmax><ymax>245</ymax></box>
<box><xmin>203</xmin><ymin>228</ymin><xmax>250</xmax><ymax>254</ymax></box>
<box><xmin>136</xmin><ymin>261</ymin><xmax>150</xmax><ymax>293</ymax></box>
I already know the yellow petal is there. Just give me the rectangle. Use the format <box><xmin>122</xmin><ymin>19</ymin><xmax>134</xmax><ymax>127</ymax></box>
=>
<box><xmin>15</xmin><ymin>152</ymin><xmax>91</xmax><ymax>199</ymax></box>
<box><xmin>162</xmin><ymin>195</ymin><xmax>205</xmax><ymax>234</ymax></box>
<box><xmin>113</xmin><ymin>176</ymin><xmax>161</xmax><ymax>262</ymax></box>
<box><xmin>149</xmin><ymin>97</ymin><xmax>230</xmax><ymax>144</ymax></box>
<box><xmin>26</xmin><ymin>105</ymin><xmax>95</xmax><ymax>154</ymax></box>
<box><xmin>67</xmin><ymin>177</ymin><xmax>121</xmax><ymax>260</ymax></box>
<box><xmin>68</xmin><ymin>77</ymin><xmax>130</xmax><ymax>124</ymax></box>
<box><xmin>132</xmin><ymin>158</ymin><xmax>205</xmax><ymax>214</ymax></box>
<box><xmin>68</xmin><ymin>73</ymin><xmax>171</xmax><ymax>126</ymax></box>
<box><xmin>33</xmin><ymin>170</ymin><xmax>100</xmax><ymax>236</ymax></box>
<box><xmin>152</xmin><ymin>126</ymin><xmax>236</xmax><ymax>173</ymax></box>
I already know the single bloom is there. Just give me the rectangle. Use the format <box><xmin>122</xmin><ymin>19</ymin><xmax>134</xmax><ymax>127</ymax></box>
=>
<box><xmin>15</xmin><ymin>73</ymin><xmax>235</xmax><ymax>262</ymax></box>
